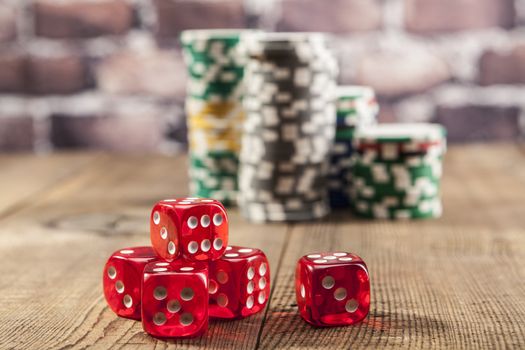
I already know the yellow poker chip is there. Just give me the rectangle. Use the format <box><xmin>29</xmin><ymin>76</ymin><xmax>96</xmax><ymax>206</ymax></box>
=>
<box><xmin>189</xmin><ymin>139</ymin><xmax>241</xmax><ymax>154</ymax></box>
<box><xmin>188</xmin><ymin>126</ymin><xmax>242</xmax><ymax>138</ymax></box>
<box><xmin>187</xmin><ymin>116</ymin><xmax>244</xmax><ymax>131</ymax></box>
<box><xmin>185</xmin><ymin>99</ymin><xmax>241</xmax><ymax>116</ymax></box>
<box><xmin>188</xmin><ymin>129</ymin><xmax>241</xmax><ymax>149</ymax></box>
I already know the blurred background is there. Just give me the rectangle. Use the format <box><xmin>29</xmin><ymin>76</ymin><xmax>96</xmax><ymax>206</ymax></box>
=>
<box><xmin>0</xmin><ymin>0</ymin><xmax>524</xmax><ymax>153</ymax></box>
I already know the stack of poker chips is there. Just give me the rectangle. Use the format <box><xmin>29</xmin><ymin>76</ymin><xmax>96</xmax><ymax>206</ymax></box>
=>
<box><xmin>238</xmin><ymin>33</ymin><xmax>339</xmax><ymax>222</ymax></box>
<box><xmin>350</xmin><ymin>123</ymin><xmax>447</xmax><ymax>219</ymax></box>
<box><xmin>328</xmin><ymin>86</ymin><xmax>379</xmax><ymax>208</ymax></box>
<box><xmin>181</xmin><ymin>30</ymin><xmax>251</xmax><ymax>205</ymax></box>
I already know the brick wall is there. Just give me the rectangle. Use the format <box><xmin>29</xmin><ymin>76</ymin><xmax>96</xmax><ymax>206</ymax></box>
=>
<box><xmin>0</xmin><ymin>0</ymin><xmax>524</xmax><ymax>152</ymax></box>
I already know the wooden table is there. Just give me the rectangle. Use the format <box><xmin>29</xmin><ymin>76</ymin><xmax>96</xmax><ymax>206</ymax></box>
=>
<box><xmin>0</xmin><ymin>144</ymin><xmax>524</xmax><ymax>349</ymax></box>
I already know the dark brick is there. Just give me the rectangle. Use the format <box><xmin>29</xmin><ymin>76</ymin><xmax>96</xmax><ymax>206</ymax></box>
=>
<box><xmin>277</xmin><ymin>0</ymin><xmax>381</xmax><ymax>33</ymax></box>
<box><xmin>479</xmin><ymin>45</ymin><xmax>525</xmax><ymax>85</ymax></box>
<box><xmin>51</xmin><ymin>114</ymin><xmax>165</xmax><ymax>152</ymax></box>
<box><xmin>0</xmin><ymin>54</ymin><xmax>26</xmax><ymax>93</ymax></box>
<box><xmin>354</xmin><ymin>50</ymin><xmax>451</xmax><ymax>98</ymax></box>
<box><xmin>405</xmin><ymin>0</ymin><xmax>516</xmax><ymax>34</ymax></box>
<box><xmin>27</xmin><ymin>56</ymin><xmax>90</xmax><ymax>94</ymax></box>
<box><xmin>433</xmin><ymin>105</ymin><xmax>521</xmax><ymax>142</ymax></box>
<box><xmin>0</xmin><ymin>4</ymin><xmax>17</xmax><ymax>42</ymax></box>
<box><xmin>154</xmin><ymin>0</ymin><xmax>245</xmax><ymax>37</ymax></box>
<box><xmin>96</xmin><ymin>50</ymin><xmax>185</xmax><ymax>98</ymax></box>
<box><xmin>0</xmin><ymin>116</ymin><xmax>35</xmax><ymax>151</ymax></box>
<box><xmin>34</xmin><ymin>0</ymin><xmax>134</xmax><ymax>38</ymax></box>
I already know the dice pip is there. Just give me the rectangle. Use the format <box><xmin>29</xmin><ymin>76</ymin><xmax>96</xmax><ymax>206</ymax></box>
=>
<box><xmin>295</xmin><ymin>252</ymin><xmax>370</xmax><ymax>326</ymax></box>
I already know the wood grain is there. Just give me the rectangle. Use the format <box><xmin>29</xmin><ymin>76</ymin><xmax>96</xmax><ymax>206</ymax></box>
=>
<box><xmin>257</xmin><ymin>144</ymin><xmax>525</xmax><ymax>349</ymax></box>
<box><xmin>0</xmin><ymin>154</ymin><xmax>287</xmax><ymax>350</ymax></box>
<box><xmin>0</xmin><ymin>144</ymin><xmax>524</xmax><ymax>349</ymax></box>
<box><xmin>0</xmin><ymin>153</ymin><xmax>97</xmax><ymax>218</ymax></box>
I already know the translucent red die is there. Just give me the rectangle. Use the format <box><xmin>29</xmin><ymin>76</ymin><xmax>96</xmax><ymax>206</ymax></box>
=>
<box><xmin>141</xmin><ymin>260</ymin><xmax>208</xmax><ymax>338</ymax></box>
<box><xmin>208</xmin><ymin>246</ymin><xmax>270</xmax><ymax>319</ymax></box>
<box><xmin>102</xmin><ymin>246</ymin><xmax>159</xmax><ymax>320</ymax></box>
<box><xmin>150</xmin><ymin>198</ymin><xmax>228</xmax><ymax>262</ymax></box>
<box><xmin>295</xmin><ymin>252</ymin><xmax>370</xmax><ymax>326</ymax></box>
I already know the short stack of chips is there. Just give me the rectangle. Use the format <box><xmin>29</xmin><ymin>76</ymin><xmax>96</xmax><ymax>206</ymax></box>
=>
<box><xmin>238</xmin><ymin>32</ymin><xmax>338</xmax><ymax>222</ymax></box>
<box><xmin>181</xmin><ymin>30</ymin><xmax>250</xmax><ymax>205</ymax></box>
<box><xmin>350</xmin><ymin>123</ymin><xmax>447</xmax><ymax>219</ymax></box>
<box><xmin>329</xmin><ymin>86</ymin><xmax>379</xmax><ymax>208</ymax></box>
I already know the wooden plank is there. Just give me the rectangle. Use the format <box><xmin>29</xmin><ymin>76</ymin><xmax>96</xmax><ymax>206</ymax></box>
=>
<box><xmin>0</xmin><ymin>153</ymin><xmax>98</xmax><ymax>218</ymax></box>
<box><xmin>1</xmin><ymin>144</ymin><xmax>524</xmax><ymax>349</ymax></box>
<box><xmin>257</xmin><ymin>144</ymin><xmax>525</xmax><ymax>349</ymax></box>
<box><xmin>0</xmin><ymin>154</ymin><xmax>288</xmax><ymax>349</ymax></box>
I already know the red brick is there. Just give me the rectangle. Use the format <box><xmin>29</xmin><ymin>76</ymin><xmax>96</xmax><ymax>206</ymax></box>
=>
<box><xmin>154</xmin><ymin>0</ymin><xmax>245</xmax><ymax>37</ymax></box>
<box><xmin>0</xmin><ymin>4</ymin><xmax>17</xmax><ymax>42</ymax></box>
<box><xmin>51</xmin><ymin>114</ymin><xmax>166</xmax><ymax>152</ymax></box>
<box><xmin>34</xmin><ymin>0</ymin><xmax>134</xmax><ymax>38</ymax></box>
<box><xmin>354</xmin><ymin>50</ymin><xmax>451</xmax><ymax>98</ymax></box>
<box><xmin>376</xmin><ymin>102</ymin><xmax>397</xmax><ymax>123</ymax></box>
<box><xmin>0</xmin><ymin>116</ymin><xmax>35</xmax><ymax>151</ymax></box>
<box><xmin>0</xmin><ymin>54</ymin><xmax>26</xmax><ymax>93</ymax></box>
<box><xmin>96</xmin><ymin>50</ymin><xmax>185</xmax><ymax>98</ymax></box>
<box><xmin>405</xmin><ymin>0</ymin><xmax>516</xmax><ymax>34</ymax></box>
<box><xmin>479</xmin><ymin>45</ymin><xmax>525</xmax><ymax>85</ymax></box>
<box><xmin>277</xmin><ymin>0</ymin><xmax>381</xmax><ymax>33</ymax></box>
<box><xmin>433</xmin><ymin>105</ymin><xmax>521</xmax><ymax>142</ymax></box>
<box><xmin>27</xmin><ymin>56</ymin><xmax>90</xmax><ymax>94</ymax></box>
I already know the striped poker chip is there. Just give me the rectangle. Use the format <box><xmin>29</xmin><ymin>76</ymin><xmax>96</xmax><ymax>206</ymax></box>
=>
<box><xmin>189</xmin><ymin>152</ymin><xmax>238</xmax><ymax>174</ymax></box>
<box><xmin>354</xmin><ymin>123</ymin><xmax>446</xmax><ymax>145</ymax></box>
<box><xmin>240</xmin><ymin>199</ymin><xmax>330</xmax><ymax>223</ymax></box>
<box><xmin>336</xmin><ymin>86</ymin><xmax>378</xmax><ymax>128</ymax></box>
<box><xmin>188</xmin><ymin>151</ymin><xmax>239</xmax><ymax>206</ymax></box>
<box><xmin>353</xmin><ymin>196</ymin><xmax>443</xmax><ymax>220</ymax></box>
<box><xmin>328</xmin><ymin>85</ymin><xmax>379</xmax><ymax>208</ymax></box>
<box><xmin>182</xmin><ymin>30</ymin><xmax>254</xmax><ymax>205</ymax></box>
<box><xmin>238</xmin><ymin>32</ymin><xmax>338</xmax><ymax>222</ymax></box>
<box><xmin>350</xmin><ymin>123</ymin><xmax>447</xmax><ymax>220</ymax></box>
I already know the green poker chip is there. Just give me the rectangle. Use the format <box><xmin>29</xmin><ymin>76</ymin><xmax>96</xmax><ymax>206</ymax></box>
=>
<box><xmin>353</xmin><ymin>197</ymin><xmax>442</xmax><ymax>220</ymax></box>
<box><xmin>182</xmin><ymin>30</ymin><xmax>252</xmax><ymax>205</ymax></box>
<box><xmin>188</xmin><ymin>151</ymin><xmax>239</xmax><ymax>205</ymax></box>
<box><xmin>187</xmin><ymin>81</ymin><xmax>243</xmax><ymax>101</ymax></box>
<box><xmin>335</xmin><ymin>128</ymin><xmax>356</xmax><ymax>140</ymax></box>
<box><xmin>190</xmin><ymin>150</ymin><xmax>238</xmax><ymax>161</ymax></box>
<box><xmin>181</xmin><ymin>29</ymin><xmax>246</xmax><ymax>54</ymax></box>
<box><xmin>352</xmin><ymin>161</ymin><xmax>442</xmax><ymax>180</ymax></box>
<box><xmin>353</xmin><ymin>206</ymin><xmax>442</xmax><ymax>220</ymax></box>
<box><xmin>352</xmin><ymin>173</ymin><xmax>440</xmax><ymax>194</ymax></box>
<box><xmin>352</xmin><ymin>151</ymin><xmax>445</xmax><ymax>165</ymax></box>
<box><xmin>189</xmin><ymin>152</ymin><xmax>238</xmax><ymax>174</ymax></box>
<box><xmin>189</xmin><ymin>177</ymin><xmax>238</xmax><ymax>206</ymax></box>
<box><xmin>187</xmin><ymin>64</ymin><xmax>244</xmax><ymax>82</ymax></box>
<box><xmin>351</xmin><ymin>190</ymin><xmax>440</xmax><ymax>207</ymax></box>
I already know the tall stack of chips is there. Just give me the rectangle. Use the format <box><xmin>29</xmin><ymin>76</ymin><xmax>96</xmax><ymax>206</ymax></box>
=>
<box><xmin>328</xmin><ymin>86</ymin><xmax>379</xmax><ymax>208</ymax></box>
<box><xmin>238</xmin><ymin>33</ymin><xmax>338</xmax><ymax>222</ymax></box>
<box><xmin>181</xmin><ymin>30</ymin><xmax>251</xmax><ymax>205</ymax></box>
<box><xmin>350</xmin><ymin>123</ymin><xmax>447</xmax><ymax>219</ymax></box>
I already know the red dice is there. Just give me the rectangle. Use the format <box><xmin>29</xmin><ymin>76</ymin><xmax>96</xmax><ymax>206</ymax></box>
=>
<box><xmin>208</xmin><ymin>246</ymin><xmax>270</xmax><ymax>319</ymax></box>
<box><xmin>150</xmin><ymin>198</ymin><xmax>228</xmax><ymax>262</ymax></box>
<box><xmin>103</xmin><ymin>198</ymin><xmax>274</xmax><ymax>338</ymax></box>
<box><xmin>102</xmin><ymin>246</ymin><xmax>159</xmax><ymax>320</ymax></box>
<box><xmin>295</xmin><ymin>252</ymin><xmax>370</xmax><ymax>327</ymax></box>
<box><xmin>142</xmin><ymin>260</ymin><xmax>209</xmax><ymax>338</ymax></box>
